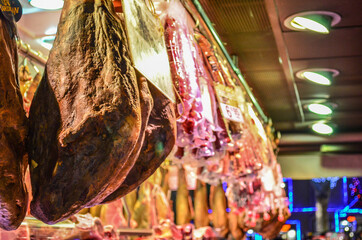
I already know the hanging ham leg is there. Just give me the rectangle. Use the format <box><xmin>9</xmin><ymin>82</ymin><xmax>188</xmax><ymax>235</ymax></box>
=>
<box><xmin>0</xmin><ymin>14</ymin><xmax>29</xmax><ymax>230</ymax></box>
<box><xmin>102</xmin><ymin>81</ymin><xmax>176</xmax><ymax>203</ymax></box>
<box><xmin>28</xmin><ymin>0</ymin><xmax>142</xmax><ymax>224</ymax></box>
<box><xmin>176</xmin><ymin>169</ymin><xmax>191</xmax><ymax>225</ymax></box>
<box><xmin>229</xmin><ymin>210</ymin><xmax>244</xmax><ymax>240</ymax></box>
<box><xmin>211</xmin><ymin>184</ymin><xmax>229</xmax><ymax>237</ymax></box>
<box><xmin>194</xmin><ymin>180</ymin><xmax>209</xmax><ymax>228</ymax></box>
<box><xmin>88</xmin><ymin>75</ymin><xmax>153</xmax><ymax>207</ymax></box>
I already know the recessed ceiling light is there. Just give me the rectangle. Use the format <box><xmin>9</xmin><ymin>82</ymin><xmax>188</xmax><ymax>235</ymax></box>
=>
<box><xmin>303</xmin><ymin>71</ymin><xmax>332</xmax><ymax>85</ymax></box>
<box><xmin>307</xmin><ymin>103</ymin><xmax>333</xmax><ymax>115</ymax></box>
<box><xmin>291</xmin><ymin>15</ymin><xmax>331</xmax><ymax>34</ymax></box>
<box><xmin>290</xmin><ymin>20</ymin><xmax>307</xmax><ymax>30</ymax></box>
<box><xmin>312</xmin><ymin>122</ymin><xmax>334</xmax><ymax>135</ymax></box>
<box><xmin>38</xmin><ymin>36</ymin><xmax>55</xmax><ymax>50</ymax></box>
<box><xmin>29</xmin><ymin>0</ymin><xmax>64</xmax><ymax>10</ymax></box>
<box><xmin>284</xmin><ymin>11</ymin><xmax>340</xmax><ymax>34</ymax></box>
<box><xmin>296</xmin><ymin>68</ymin><xmax>339</xmax><ymax>86</ymax></box>
<box><xmin>45</xmin><ymin>27</ymin><xmax>57</xmax><ymax>35</ymax></box>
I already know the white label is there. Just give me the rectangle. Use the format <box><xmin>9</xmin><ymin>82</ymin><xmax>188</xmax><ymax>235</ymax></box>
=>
<box><xmin>122</xmin><ymin>0</ymin><xmax>175</xmax><ymax>102</ymax></box>
<box><xmin>199</xmin><ymin>78</ymin><xmax>214</xmax><ymax>124</ymax></box>
<box><xmin>261</xmin><ymin>166</ymin><xmax>275</xmax><ymax>192</ymax></box>
<box><xmin>220</xmin><ymin>103</ymin><xmax>244</xmax><ymax>123</ymax></box>
<box><xmin>168</xmin><ymin>165</ymin><xmax>179</xmax><ymax>191</ymax></box>
<box><xmin>184</xmin><ymin>164</ymin><xmax>197</xmax><ymax>190</ymax></box>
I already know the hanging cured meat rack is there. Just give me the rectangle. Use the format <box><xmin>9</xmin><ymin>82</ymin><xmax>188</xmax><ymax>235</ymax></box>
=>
<box><xmin>186</xmin><ymin>0</ymin><xmax>269</xmax><ymax>123</ymax></box>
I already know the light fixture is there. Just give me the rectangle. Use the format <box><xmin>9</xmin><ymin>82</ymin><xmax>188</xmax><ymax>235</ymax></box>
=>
<box><xmin>247</xmin><ymin>229</ymin><xmax>254</xmax><ymax>234</ymax></box>
<box><xmin>284</xmin><ymin>11</ymin><xmax>340</xmax><ymax>34</ymax></box>
<box><xmin>45</xmin><ymin>27</ymin><xmax>57</xmax><ymax>35</ymax></box>
<box><xmin>312</xmin><ymin>122</ymin><xmax>334</xmax><ymax>135</ymax></box>
<box><xmin>287</xmin><ymin>230</ymin><xmax>297</xmax><ymax>239</ymax></box>
<box><xmin>29</xmin><ymin>0</ymin><xmax>64</xmax><ymax>10</ymax></box>
<box><xmin>38</xmin><ymin>36</ymin><xmax>55</xmax><ymax>50</ymax></box>
<box><xmin>296</xmin><ymin>68</ymin><xmax>339</xmax><ymax>86</ymax></box>
<box><xmin>291</xmin><ymin>15</ymin><xmax>331</xmax><ymax>34</ymax></box>
<box><xmin>303</xmin><ymin>71</ymin><xmax>332</xmax><ymax>85</ymax></box>
<box><xmin>307</xmin><ymin>103</ymin><xmax>333</xmax><ymax>115</ymax></box>
<box><xmin>341</xmin><ymin>220</ymin><xmax>349</xmax><ymax>226</ymax></box>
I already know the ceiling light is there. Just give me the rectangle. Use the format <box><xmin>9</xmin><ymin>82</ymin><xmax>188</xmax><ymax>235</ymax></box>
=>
<box><xmin>38</xmin><ymin>36</ymin><xmax>55</xmax><ymax>50</ymax></box>
<box><xmin>45</xmin><ymin>27</ymin><xmax>57</xmax><ymax>35</ymax></box>
<box><xmin>291</xmin><ymin>15</ymin><xmax>331</xmax><ymax>34</ymax></box>
<box><xmin>284</xmin><ymin>11</ymin><xmax>340</xmax><ymax>34</ymax></box>
<box><xmin>303</xmin><ymin>71</ymin><xmax>332</xmax><ymax>85</ymax></box>
<box><xmin>312</xmin><ymin>123</ymin><xmax>334</xmax><ymax>135</ymax></box>
<box><xmin>247</xmin><ymin>229</ymin><xmax>254</xmax><ymax>234</ymax></box>
<box><xmin>29</xmin><ymin>0</ymin><xmax>64</xmax><ymax>10</ymax></box>
<box><xmin>341</xmin><ymin>220</ymin><xmax>349</xmax><ymax>226</ymax></box>
<box><xmin>296</xmin><ymin>68</ymin><xmax>339</xmax><ymax>86</ymax></box>
<box><xmin>290</xmin><ymin>20</ymin><xmax>306</xmax><ymax>30</ymax></box>
<box><xmin>307</xmin><ymin>103</ymin><xmax>332</xmax><ymax>115</ymax></box>
<box><xmin>287</xmin><ymin>230</ymin><xmax>296</xmax><ymax>239</ymax></box>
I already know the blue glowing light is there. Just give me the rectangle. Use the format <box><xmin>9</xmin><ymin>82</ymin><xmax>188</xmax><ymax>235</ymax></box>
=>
<box><xmin>292</xmin><ymin>207</ymin><xmax>362</xmax><ymax>213</ymax></box>
<box><xmin>340</xmin><ymin>196</ymin><xmax>360</xmax><ymax>213</ymax></box>
<box><xmin>255</xmin><ymin>233</ymin><xmax>263</xmax><ymax>240</ymax></box>
<box><xmin>286</xmin><ymin>220</ymin><xmax>301</xmax><ymax>240</ymax></box>
<box><xmin>286</xmin><ymin>177</ymin><xmax>362</xmax><ymax>236</ymax></box>
<box><xmin>335</xmin><ymin>211</ymin><xmax>339</xmax><ymax>232</ymax></box>
<box><xmin>346</xmin><ymin>209</ymin><xmax>362</xmax><ymax>214</ymax></box>
<box><xmin>312</xmin><ymin>177</ymin><xmax>340</xmax><ymax>189</ymax></box>
<box><xmin>222</xmin><ymin>182</ymin><xmax>227</xmax><ymax>192</ymax></box>
<box><xmin>343</xmin><ymin>177</ymin><xmax>348</xmax><ymax>204</ymax></box>
<box><xmin>287</xmin><ymin>178</ymin><xmax>293</xmax><ymax>212</ymax></box>
<box><xmin>293</xmin><ymin>207</ymin><xmax>316</xmax><ymax>212</ymax></box>
<box><xmin>286</xmin><ymin>175</ymin><xmax>362</xmax><ymax>239</ymax></box>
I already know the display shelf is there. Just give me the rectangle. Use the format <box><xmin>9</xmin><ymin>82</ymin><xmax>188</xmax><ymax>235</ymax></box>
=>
<box><xmin>117</xmin><ymin>228</ymin><xmax>153</xmax><ymax>236</ymax></box>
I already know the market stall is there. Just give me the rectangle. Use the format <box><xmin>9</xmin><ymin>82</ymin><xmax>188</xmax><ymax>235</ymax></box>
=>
<box><xmin>0</xmin><ymin>0</ymin><xmax>289</xmax><ymax>239</ymax></box>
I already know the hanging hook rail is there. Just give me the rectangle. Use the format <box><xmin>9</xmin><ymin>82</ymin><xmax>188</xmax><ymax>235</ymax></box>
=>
<box><xmin>190</xmin><ymin>0</ymin><xmax>269</xmax><ymax>124</ymax></box>
<box><xmin>16</xmin><ymin>39</ymin><xmax>47</xmax><ymax>66</ymax></box>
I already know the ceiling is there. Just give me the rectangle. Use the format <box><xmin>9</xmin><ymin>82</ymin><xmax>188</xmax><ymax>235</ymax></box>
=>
<box><xmin>13</xmin><ymin>0</ymin><xmax>362</xmax><ymax>177</ymax></box>
<box><xmin>17</xmin><ymin>0</ymin><xmax>60</xmax><ymax>55</ymax></box>
<box><xmin>199</xmin><ymin>0</ymin><xmax>362</xmax><ymax>132</ymax></box>
<box><xmin>198</xmin><ymin>0</ymin><xmax>362</xmax><ymax>177</ymax></box>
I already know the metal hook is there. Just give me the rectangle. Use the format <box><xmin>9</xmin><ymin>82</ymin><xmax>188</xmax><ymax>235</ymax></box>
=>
<box><xmin>145</xmin><ymin>0</ymin><xmax>156</xmax><ymax>15</ymax></box>
<box><xmin>193</xmin><ymin>19</ymin><xmax>200</xmax><ymax>31</ymax></box>
<box><xmin>25</xmin><ymin>43</ymin><xmax>30</xmax><ymax>54</ymax></box>
<box><xmin>29</xmin><ymin>60</ymin><xmax>40</xmax><ymax>73</ymax></box>
<box><xmin>21</xmin><ymin>56</ymin><xmax>28</xmax><ymax>67</ymax></box>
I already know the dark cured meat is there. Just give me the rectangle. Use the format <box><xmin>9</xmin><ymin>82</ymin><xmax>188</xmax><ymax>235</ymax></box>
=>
<box><xmin>229</xmin><ymin>210</ymin><xmax>244</xmax><ymax>240</ymax></box>
<box><xmin>258</xmin><ymin>209</ymin><xmax>290</xmax><ymax>239</ymax></box>
<box><xmin>0</xmin><ymin>14</ymin><xmax>28</xmax><ymax>230</ymax></box>
<box><xmin>194</xmin><ymin>180</ymin><xmax>209</xmax><ymax>228</ymax></box>
<box><xmin>91</xmin><ymin>75</ymin><xmax>153</xmax><ymax>206</ymax></box>
<box><xmin>86</xmin><ymin>75</ymin><xmax>153</xmax><ymax>207</ymax></box>
<box><xmin>28</xmin><ymin>0</ymin><xmax>142</xmax><ymax>223</ymax></box>
<box><xmin>102</xmin><ymin>82</ymin><xmax>176</xmax><ymax>203</ymax></box>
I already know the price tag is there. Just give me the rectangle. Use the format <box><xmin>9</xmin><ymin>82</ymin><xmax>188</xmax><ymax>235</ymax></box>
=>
<box><xmin>184</xmin><ymin>164</ymin><xmax>197</xmax><ymax>190</ymax></box>
<box><xmin>168</xmin><ymin>165</ymin><xmax>179</xmax><ymax>191</ymax></box>
<box><xmin>122</xmin><ymin>0</ymin><xmax>175</xmax><ymax>103</ymax></box>
<box><xmin>199</xmin><ymin>77</ymin><xmax>214</xmax><ymax>124</ymax></box>
<box><xmin>0</xmin><ymin>0</ymin><xmax>22</xmax><ymax>22</ymax></box>
<box><xmin>220</xmin><ymin>102</ymin><xmax>244</xmax><ymax>123</ymax></box>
